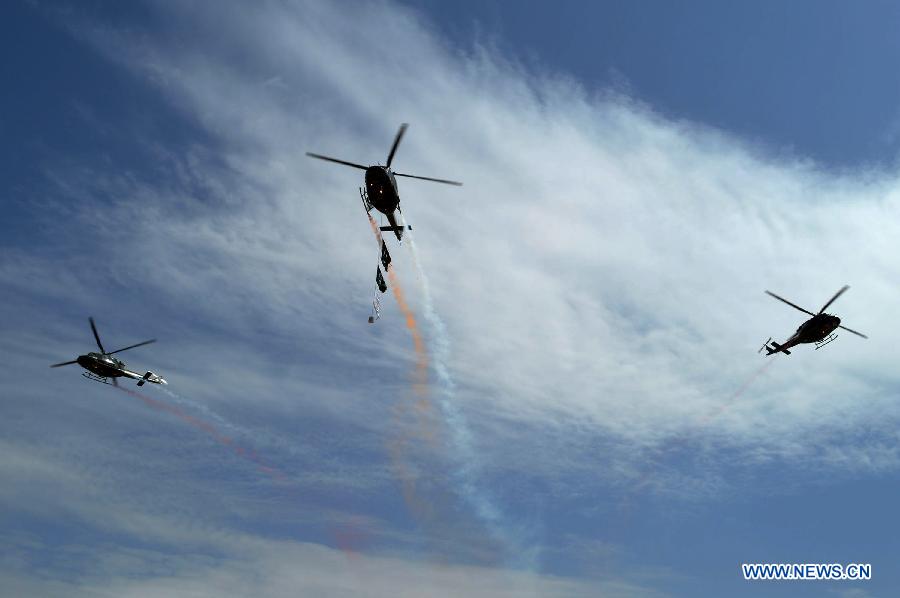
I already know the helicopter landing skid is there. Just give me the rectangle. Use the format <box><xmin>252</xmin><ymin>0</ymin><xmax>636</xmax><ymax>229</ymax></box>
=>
<box><xmin>815</xmin><ymin>333</ymin><xmax>838</xmax><ymax>350</ymax></box>
<box><xmin>359</xmin><ymin>187</ymin><xmax>373</xmax><ymax>213</ymax></box>
<box><xmin>82</xmin><ymin>371</ymin><xmax>113</xmax><ymax>385</ymax></box>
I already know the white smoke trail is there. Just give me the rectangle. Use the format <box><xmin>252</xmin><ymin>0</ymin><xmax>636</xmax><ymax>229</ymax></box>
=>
<box><xmin>401</xmin><ymin>220</ymin><xmax>535</xmax><ymax>568</ymax></box>
<box><xmin>155</xmin><ymin>385</ymin><xmax>248</xmax><ymax>438</ymax></box>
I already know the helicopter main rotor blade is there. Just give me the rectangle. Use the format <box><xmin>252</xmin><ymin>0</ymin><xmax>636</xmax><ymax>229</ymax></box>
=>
<box><xmin>305</xmin><ymin>152</ymin><xmax>368</xmax><ymax>170</ymax></box>
<box><xmin>89</xmin><ymin>317</ymin><xmax>106</xmax><ymax>353</ymax></box>
<box><xmin>107</xmin><ymin>339</ymin><xmax>157</xmax><ymax>355</ymax></box>
<box><xmin>393</xmin><ymin>172</ymin><xmax>463</xmax><ymax>186</ymax></box>
<box><xmin>385</xmin><ymin>123</ymin><xmax>408</xmax><ymax>168</ymax></box>
<box><xmin>49</xmin><ymin>360</ymin><xmax>78</xmax><ymax>368</ymax></box>
<box><xmin>764</xmin><ymin>291</ymin><xmax>816</xmax><ymax>317</ymax></box>
<box><xmin>838</xmin><ymin>325</ymin><xmax>868</xmax><ymax>339</ymax></box>
<box><xmin>818</xmin><ymin>285</ymin><xmax>849</xmax><ymax>314</ymax></box>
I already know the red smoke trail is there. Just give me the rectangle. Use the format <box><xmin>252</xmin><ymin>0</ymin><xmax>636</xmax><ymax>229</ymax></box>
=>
<box><xmin>114</xmin><ymin>386</ymin><xmax>396</xmax><ymax>566</ymax></box>
<box><xmin>116</xmin><ymin>386</ymin><xmax>365</xmax><ymax>560</ymax></box>
<box><xmin>366</xmin><ymin>214</ymin><xmax>429</xmax><ymax>395</ymax></box>
<box><xmin>111</xmin><ymin>385</ymin><xmax>285</xmax><ymax>482</ymax></box>
<box><xmin>333</xmin><ymin>516</ymin><xmax>371</xmax><ymax>559</ymax></box>
<box><xmin>617</xmin><ymin>358</ymin><xmax>777</xmax><ymax>525</ymax></box>
<box><xmin>695</xmin><ymin>358</ymin><xmax>776</xmax><ymax>427</ymax></box>
<box><xmin>365</xmin><ymin>214</ymin><xmax>458</xmax><ymax>544</ymax></box>
<box><xmin>367</xmin><ymin>217</ymin><xmax>492</xmax><ymax>558</ymax></box>
<box><xmin>385</xmin><ymin>266</ymin><xmax>429</xmax><ymax>395</ymax></box>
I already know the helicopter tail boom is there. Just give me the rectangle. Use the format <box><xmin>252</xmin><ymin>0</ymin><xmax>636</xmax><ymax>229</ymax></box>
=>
<box><xmin>136</xmin><ymin>371</ymin><xmax>167</xmax><ymax>386</ymax></box>
<box><xmin>759</xmin><ymin>337</ymin><xmax>790</xmax><ymax>355</ymax></box>
<box><xmin>381</xmin><ymin>212</ymin><xmax>408</xmax><ymax>242</ymax></box>
<box><xmin>766</xmin><ymin>341</ymin><xmax>790</xmax><ymax>356</ymax></box>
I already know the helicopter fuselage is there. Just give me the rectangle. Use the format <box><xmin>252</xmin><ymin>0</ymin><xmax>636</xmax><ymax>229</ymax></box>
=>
<box><xmin>778</xmin><ymin>313</ymin><xmax>841</xmax><ymax>351</ymax></box>
<box><xmin>365</xmin><ymin>166</ymin><xmax>400</xmax><ymax>215</ymax></box>
<box><xmin>75</xmin><ymin>352</ymin><xmax>166</xmax><ymax>385</ymax></box>
<box><xmin>78</xmin><ymin>352</ymin><xmax>127</xmax><ymax>378</ymax></box>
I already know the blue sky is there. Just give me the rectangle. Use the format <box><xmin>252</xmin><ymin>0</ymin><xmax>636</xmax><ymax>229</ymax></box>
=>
<box><xmin>409</xmin><ymin>0</ymin><xmax>900</xmax><ymax>170</ymax></box>
<box><xmin>3</xmin><ymin>1</ymin><xmax>900</xmax><ymax>596</ymax></box>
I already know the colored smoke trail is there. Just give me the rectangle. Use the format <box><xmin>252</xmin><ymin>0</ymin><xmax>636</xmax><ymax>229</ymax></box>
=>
<box><xmin>367</xmin><ymin>214</ymin><xmax>520</xmax><ymax>561</ymax></box>
<box><xmin>386</xmin><ymin>265</ymin><xmax>429</xmax><ymax>394</ymax></box>
<box><xmin>696</xmin><ymin>357</ymin><xmax>776</xmax><ymax>427</ymax></box>
<box><xmin>111</xmin><ymin>384</ymin><xmax>284</xmax><ymax>481</ymax></box>
<box><xmin>366</xmin><ymin>214</ymin><xmax>428</xmax><ymax>394</ymax></box>
<box><xmin>116</xmin><ymin>385</ymin><xmax>367</xmax><ymax>560</ymax></box>
<box><xmin>156</xmin><ymin>385</ymin><xmax>246</xmax><ymax>437</ymax></box>
<box><xmin>617</xmin><ymin>357</ymin><xmax>777</xmax><ymax>526</ymax></box>
<box><xmin>402</xmin><ymin>224</ymin><xmax>527</xmax><ymax>565</ymax></box>
<box><xmin>332</xmin><ymin>515</ymin><xmax>372</xmax><ymax>561</ymax></box>
<box><xmin>367</xmin><ymin>213</ymin><xmax>441</xmax><ymax>528</ymax></box>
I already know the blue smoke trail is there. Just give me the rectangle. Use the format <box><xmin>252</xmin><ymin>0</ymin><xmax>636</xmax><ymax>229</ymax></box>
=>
<box><xmin>402</xmin><ymin>222</ymin><xmax>535</xmax><ymax>568</ymax></box>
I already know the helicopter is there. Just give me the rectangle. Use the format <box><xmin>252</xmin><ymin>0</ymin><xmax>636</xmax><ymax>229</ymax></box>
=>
<box><xmin>306</xmin><ymin>123</ymin><xmax>462</xmax><ymax>242</ymax></box>
<box><xmin>50</xmin><ymin>317</ymin><xmax>167</xmax><ymax>386</ymax></box>
<box><xmin>759</xmin><ymin>285</ymin><xmax>868</xmax><ymax>356</ymax></box>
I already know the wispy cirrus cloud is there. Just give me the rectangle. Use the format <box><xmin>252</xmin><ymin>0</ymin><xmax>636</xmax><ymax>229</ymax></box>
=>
<box><xmin>58</xmin><ymin>0</ymin><xmax>900</xmax><ymax>478</ymax></box>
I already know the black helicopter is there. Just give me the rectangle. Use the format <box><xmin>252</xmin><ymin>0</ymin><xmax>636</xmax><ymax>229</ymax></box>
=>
<box><xmin>306</xmin><ymin>123</ymin><xmax>462</xmax><ymax>242</ymax></box>
<box><xmin>760</xmin><ymin>285</ymin><xmax>868</xmax><ymax>356</ymax></box>
<box><xmin>50</xmin><ymin>317</ymin><xmax>167</xmax><ymax>386</ymax></box>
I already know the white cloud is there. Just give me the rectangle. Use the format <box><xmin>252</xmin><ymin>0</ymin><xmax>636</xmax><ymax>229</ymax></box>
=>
<box><xmin>63</xmin><ymin>0</ymin><xmax>900</xmax><ymax>476</ymax></box>
<box><xmin>1</xmin><ymin>539</ymin><xmax>663</xmax><ymax>598</ymax></box>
